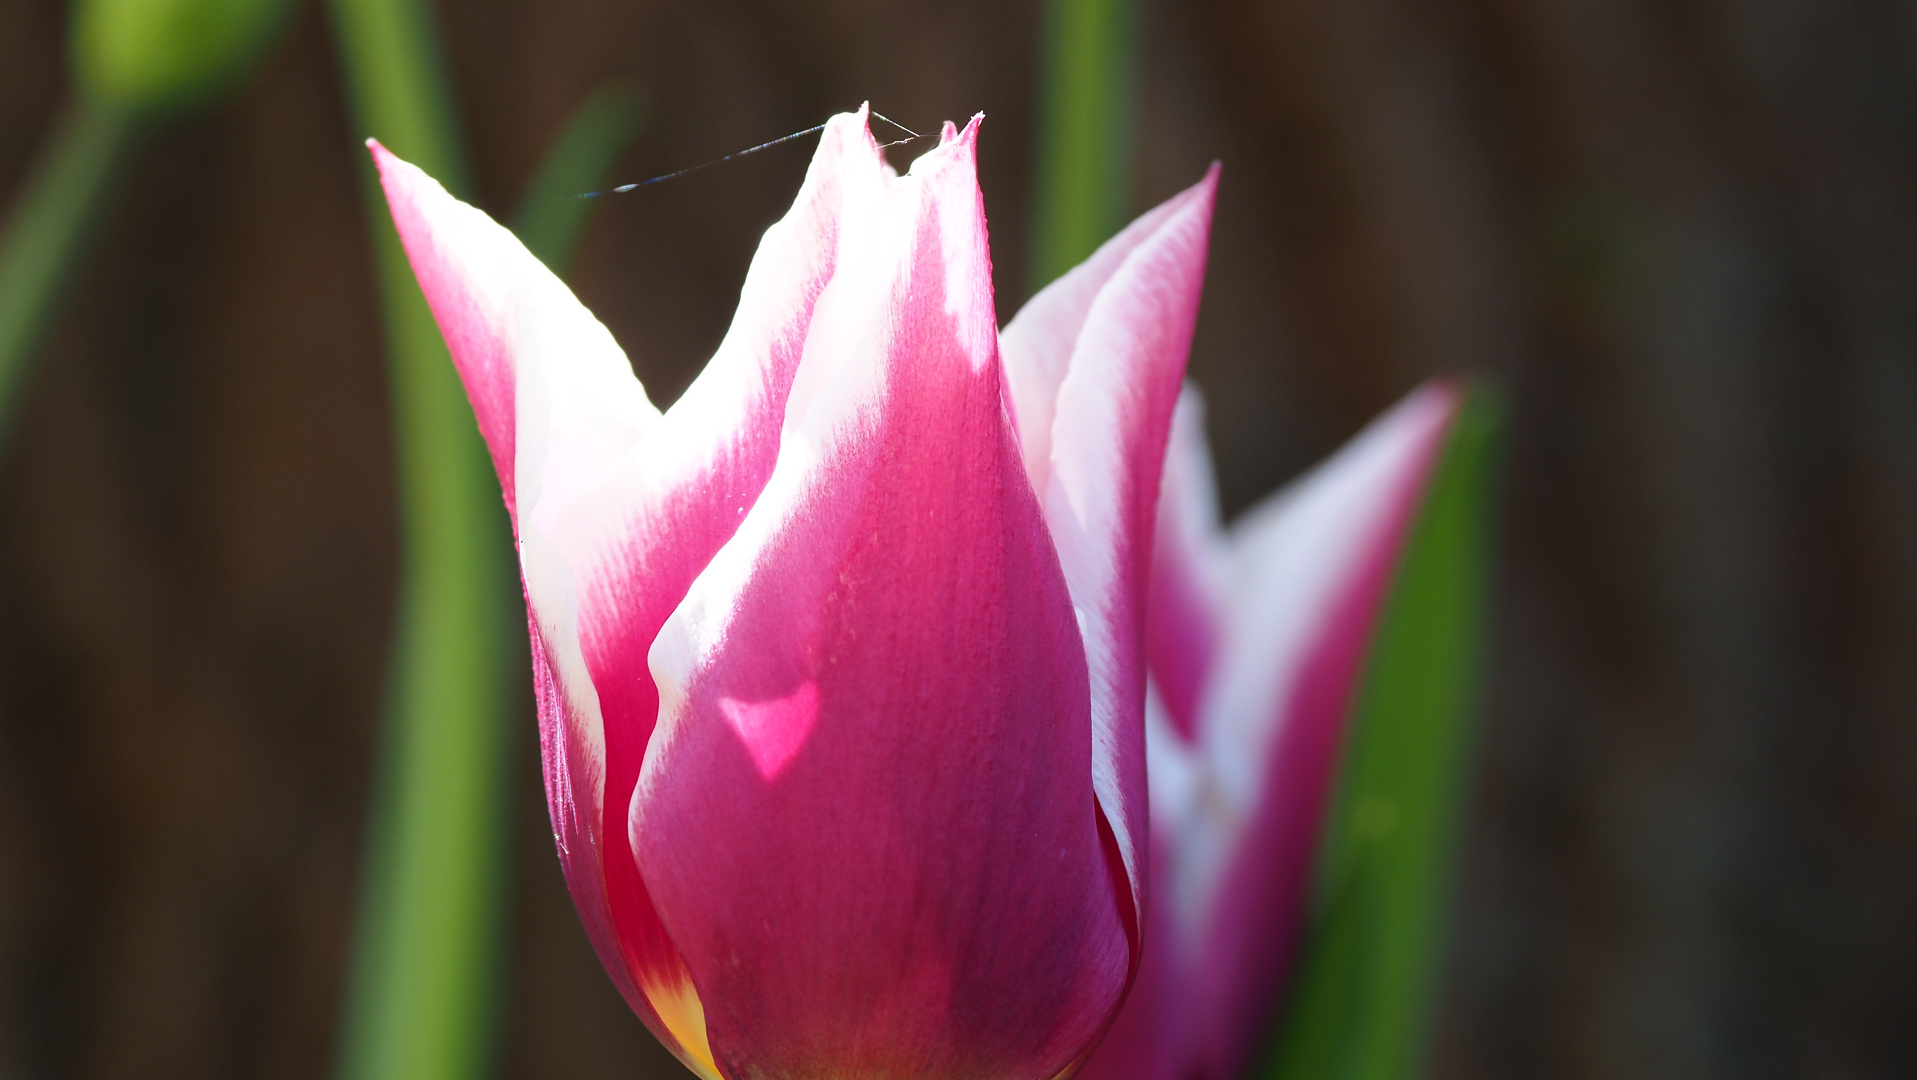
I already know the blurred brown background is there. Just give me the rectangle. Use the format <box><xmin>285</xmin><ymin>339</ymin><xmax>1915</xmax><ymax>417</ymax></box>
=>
<box><xmin>2</xmin><ymin>0</ymin><xmax>1915</xmax><ymax>1077</ymax></box>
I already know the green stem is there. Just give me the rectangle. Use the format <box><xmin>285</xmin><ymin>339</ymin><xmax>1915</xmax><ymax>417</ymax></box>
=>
<box><xmin>0</xmin><ymin>95</ymin><xmax>138</xmax><ymax>447</ymax></box>
<box><xmin>325</xmin><ymin>3</ymin><xmax>512</xmax><ymax>1080</ymax></box>
<box><xmin>1030</xmin><ymin>0</ymin><xmax>1138</xmax><ymax>290</ymax></box>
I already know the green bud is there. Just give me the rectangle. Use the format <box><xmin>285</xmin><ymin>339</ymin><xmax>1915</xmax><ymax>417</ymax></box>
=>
<box><xmin>73</xmin><ymin>0</ymin><xmax>296</xmax><ymax>113</ymax></box>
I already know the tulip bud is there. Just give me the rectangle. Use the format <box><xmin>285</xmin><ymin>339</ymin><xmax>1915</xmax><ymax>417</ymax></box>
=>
<box><xmin>71</xmin><ymin>0</ymin><xmax>296</xmax><ymax>113</ymax></box>
<box><xmin>369</xmin><ymin>109</ymin><xmax>1220</xmax><ymax>1080</ymax></box>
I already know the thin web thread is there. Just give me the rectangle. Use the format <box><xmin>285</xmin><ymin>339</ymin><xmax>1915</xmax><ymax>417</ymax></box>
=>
<box><xmin>577</xmin><ymin>111</ymin><xmax>928</xmax><ymax>198</ymax></box>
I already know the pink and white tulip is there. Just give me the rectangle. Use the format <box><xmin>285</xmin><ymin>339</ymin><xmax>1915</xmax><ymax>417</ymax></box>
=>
<box><xmin>1077</xmin><ymin>383</ymin><xmax>1459</xmax><ymax>1080</ymax></box>
<box><xmin>371</xmin><ymin>106</ymin><xmax>1216</xmax><ymax>1080</ymax></box>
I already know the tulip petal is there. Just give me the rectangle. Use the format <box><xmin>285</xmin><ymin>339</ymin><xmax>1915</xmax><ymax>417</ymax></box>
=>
<box><xmin>376</xmin><ymin>139</ymin><xmax>669</xmax><ymax>1035</ymax></box>
<box><xmin>1001</xmin><ymin>175</ymin><xmax>1219</xmax><ymax>499</ymax></box>
<box><xmin>1123</xmin><ymin>384</ymin><xmax>1457</xmax><ymax>1080</ymax></box>
<box><xmin>374</xmin><ymin>112</ymin><xmax>876</xmax><ymax>1075</ymax></box>
<box><xmin>1064</xmin><ymin>765</ymin><xmax>1190</xmax><ymax>1080</ymax></box>
<box><xmin>372</xmin><ymin>139</ymin><xmax>658</xmax><ymax>526</ymax></box>
<box><xmin>1144</xmin><ymin>387</ymin><xmax>1230</xmax><ymax>740</ymax></box>
<box><xmin>527</xmin><ymin>114</ymin><xmax>876</xmax><ymax>1069</ymax></box>
<box><xmin>638</xmin><ymin>118</ymin><xmax>1130</xmax><ymax>1080</ymax></box>
<box><xmin>1010</xmin><ymin>166</ymin><xmax>1219</xmax><ymax>931</ymax></box>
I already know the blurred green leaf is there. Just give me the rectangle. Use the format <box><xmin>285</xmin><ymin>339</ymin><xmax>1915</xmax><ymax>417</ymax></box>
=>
<box><xmin>328</xmin><ymin>0</ymin><xmax>469</xmax><ymax>193</ymax></box>
<box><xmin>0</xmin><ymin>0</ymin><xmax>296</xmax><ymax>449</ymax></box>
<box><xmin>512</xmin><ymin>85</ymin><xmax>645</xmax><ymax>273</ymax></box>
<box><xmin>0</xmin><ymin>97</ymin><xmax>137</xmax><ymax>447</ymax></box>
<box><xmin>1030</xmin><ymin>0</ymin><xmax>1137</xmax><ymax>290</ymax></box>
<box><xmin>1267</xmin><ymin>384</ymin><xmax>1503</xmax><ymax>1080</ymax></box>
<box><xmin>73</xmin><ymin>0</ymin><xmax>297</xmax><ymax>113</ymax></box>
<box><xmin>325</xmin><ymin>3</ymin><xmax>514</xmax><ymax>1080</ymax></box>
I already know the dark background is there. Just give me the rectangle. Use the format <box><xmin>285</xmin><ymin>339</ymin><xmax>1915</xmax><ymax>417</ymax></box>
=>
<box><xmin>3</xmin><ymin>0</ymin><xmax>1916</xmax><ymax>1077</ymax></box>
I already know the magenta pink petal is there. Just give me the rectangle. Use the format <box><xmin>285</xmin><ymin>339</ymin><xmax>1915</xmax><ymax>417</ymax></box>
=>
<box><xmin>635</xmin><ymin>118</ymin><xmax>1130</xmax><ymax>1080</ymax></box>
<box><xmin>528</xmin><ymin>114</ymin><xmax>877</xmax><ymax>1071</ymax></box>
<box><xmin>1096</xmin><ymin>384</ymin><xmax>1458</xmax><ymax>1080</ymax></box>
<box><xmin>373</xmin><ymin>113</ymin><xmax>879</xmax><ymax>1075</ymax></box>
<box><xmin>1069</xmin><ymin>825</ymin><xmax>1189</xmax><ymax>1080</ymax></box>
<box><xmin>1028</xmin><ymin>166</ymin><xmax>1219</xmax><ymax>932</ymax></box>
<box><xmin>371</xmin><ymin>138</ymin><xmax>520</xmax><ymax>505</ymax></box>
<box><xmin>372</xmin><ymin>139</ymin><xmax>658</xmax><ymax>525</ymax></box>
<box><xmin>1144</xmin><ymin>388</ymin><xmax>1230</xmax><ymax>741</ymax></box>
<box><xmin>1190</xmin><ymin>384</ymin><xmax>1454</xmax><ymax>1080</ymax></box>
<box><xmin>1001</xmin><ymin>176</ymin><xmax>1220</xmax><ymax>499</ymax></box>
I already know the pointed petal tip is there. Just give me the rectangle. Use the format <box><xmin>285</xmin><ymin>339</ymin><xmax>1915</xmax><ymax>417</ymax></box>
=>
<box><xmin>1184</xmin><ymin>162</ymin><xmax>1221</xmax><ymax>218</ymax></box>
<box><xmin>954</xmin><ymin>113</ymin><xmax>984</xmax><ymax>145</ymax></box>
<box><xmin>365</xmin><ymin>138</ymin><xmax>414</xmax><ymax>181</ymax></box>
<box><xmin>1406</xmin><ymin>376</ymin><xmax>1467</xmax><ymax>433</ymax></box>
<box><xmin>839</xmin><ymin>103</ymin><xmax>884</xmax><ymax>156</ymax></box>
<box><xmin>1199</xmin><ymin>161</ymin><xmax>1221</xmax><ymax>199</ymax></box>
<box><xmin>906</xmin><ymin>122</ymin><xmax>983</xmax><ymax>180</ymax></box>
<box><xmin>366</xmin><ymin>138</ymin><xmax>402</xmax><ymax>178</ymax></box>
<box><xmin>367</xmin><ymin>139</ymin><xmax>441</xmax><ymax>206</ymax></box>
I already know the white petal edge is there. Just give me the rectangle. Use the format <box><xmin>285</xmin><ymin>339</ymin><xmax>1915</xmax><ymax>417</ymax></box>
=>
<box><xmin>1039</xmin><ymin>170</ymin><xmax>1218</xmax><ymax>925</ymax></box>
<box><xmin>1153</xmin><ymin>384</ymin><xmax>1455</xmax><ymax>944</ymax></box>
